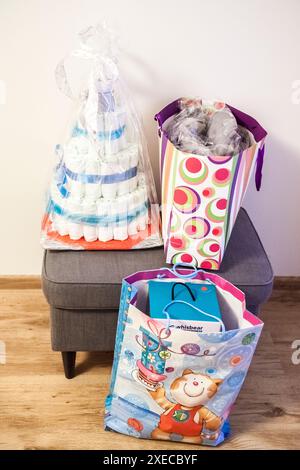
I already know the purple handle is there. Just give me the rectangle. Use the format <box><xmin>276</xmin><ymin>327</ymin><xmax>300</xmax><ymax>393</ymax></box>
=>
<box><xmin>227</xmin><ymin>105</ymin><xmax>267</xmax><ymax>142</ymax></box>
<box><xmin>154</xmin><ymin>99</ymin><xmax>180</xmax><ymax>132</ymax></box>
<box><xmin>255</xmin><ymin>144</ymin><xmax>265</xmax><ymax>191</ymax></box>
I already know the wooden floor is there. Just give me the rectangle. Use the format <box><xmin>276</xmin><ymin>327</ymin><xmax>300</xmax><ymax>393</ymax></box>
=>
<box><xmin>0</xmin><ymin>281</ymin><xmax>300</xmax><ymax>450</ymax></box>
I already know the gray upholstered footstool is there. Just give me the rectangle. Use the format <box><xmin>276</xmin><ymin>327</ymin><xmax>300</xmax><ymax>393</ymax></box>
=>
<box><xmin>42</xmin><ymin>208</ymin><xmax>273</xmax><ymax>378</ymax></box>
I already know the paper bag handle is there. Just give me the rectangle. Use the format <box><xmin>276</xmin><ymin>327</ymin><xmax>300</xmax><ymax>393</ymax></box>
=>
<box><xmin>171</xmin><ymin>282</ymin><xmax>196</xmax><ymax>302</ymax></box>
<box><xmin>171</xmin><ymin>262</ymin><xmax>199</xmax><ymax>279</ymax></box>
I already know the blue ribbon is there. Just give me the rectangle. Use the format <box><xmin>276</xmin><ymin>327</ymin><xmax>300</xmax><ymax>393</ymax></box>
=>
<box><xmin>63</xmin><ymin>164</ymin><xmax>137</xmax><ymax>184</ymax></box>
<box><xmin>55</xmin><ymin>166</ymin><xmax>70</xmax><ymax>198</ymax></box>
<box><xmin>71</xmin><ymin>127</ymin><xmax>86</xmax><ymax>138</ymax></box>
<box><xmin>72</xmin><ymin>124</ymin><xmax>126</xmax><ymax>141</ymax></box>
<box><xmin>48</xmin><ymin>199</ymin><xmax>148</xmax><ymax>226</ymax></box>
<box><xmin>54</xmin><ymin>158</ymin><xmax>137</xmax><ymax>199</ymax></box>
<box><xmin>55</xmin><ymin>160</ymin><xmax>66</xmax><ymax>185</ymax></box>
<box><xmin>57</xmin><ymin>183</ymin><xmax>70</xmax><ymax>198</ymax></box>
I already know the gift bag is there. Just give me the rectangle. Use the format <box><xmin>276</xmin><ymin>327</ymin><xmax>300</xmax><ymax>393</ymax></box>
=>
<box><xmin>148</xmin><ymin>279</ymin><xmax>223</xmax><ymax>333</ymax></box>
<box><xmin>105</xmin><ymin>265</ymin><xmax>263</xmax><ymax>446</ymax></box>
<box><xmin>155</xmin><ymin>98</ymin><xmax>267</xmax><ymax>269</ymax></box>
<box><xmin>41</xmin><ymin>23</ymin><xmax>162</xmax><ymax>250</ymax></box>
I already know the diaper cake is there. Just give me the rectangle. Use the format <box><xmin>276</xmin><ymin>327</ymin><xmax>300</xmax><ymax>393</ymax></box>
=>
<box><xmin>41</xmin><ymin>24</ymin><xmax>162</xmax><ymax>250</ymax></box>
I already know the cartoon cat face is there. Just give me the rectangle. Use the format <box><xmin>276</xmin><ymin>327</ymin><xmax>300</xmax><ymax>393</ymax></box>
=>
<box><xmin>170</xmin><ymin>369</ymin><xmax>222</xmax><ymax>408</ymax></box>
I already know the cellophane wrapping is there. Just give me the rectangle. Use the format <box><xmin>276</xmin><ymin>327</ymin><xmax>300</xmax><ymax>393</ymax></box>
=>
<box><xmin>41</xmin><ymin>24</ymin><xmax>162</xmax><ymax>250</ymax></box>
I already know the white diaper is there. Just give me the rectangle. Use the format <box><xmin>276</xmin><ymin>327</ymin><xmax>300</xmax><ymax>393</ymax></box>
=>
<box><xmin>97</xmin><ymin>200</ymin><xmax>113</xmax><ymax>242</ymax></box>
<box><xmin>66</xmin><ymin>200</ymin><xmax>83</xmax><ymax>240</ymax></box>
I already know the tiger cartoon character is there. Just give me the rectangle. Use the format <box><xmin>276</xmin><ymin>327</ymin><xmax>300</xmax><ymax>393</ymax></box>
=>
<box><xmin>149</xmin><ymin>368</ymin><xmax>223</xmax><ymax>444</ymax></box>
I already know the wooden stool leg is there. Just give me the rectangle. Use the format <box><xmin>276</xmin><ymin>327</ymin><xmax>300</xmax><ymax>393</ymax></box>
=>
<box><xmin>61</xmin><ymin>351</ymin><xmax>76</xmax><ymax>379</ymax></box>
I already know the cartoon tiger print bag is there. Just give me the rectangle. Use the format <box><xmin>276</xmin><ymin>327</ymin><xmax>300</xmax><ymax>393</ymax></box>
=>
<box><xmin>105</xmin><ymin>264</ymin><xmax>263</xmax><ymax>446</ymax></box>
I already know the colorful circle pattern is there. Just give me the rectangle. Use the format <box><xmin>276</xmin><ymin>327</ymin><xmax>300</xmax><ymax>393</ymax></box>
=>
<box><xmin>230</xmin><ymin>355</ymin><xmax>243</xmax><ymax>366</ymax></box>
<box><xmin>173</xmin><ymin>186</ymin><xmax>200</xmax><ymax>213</ymax></box>
<box><xmin>202</xmin><ymin>187</ymin><xmax>215</xmax><ymax>198</ymax></box>
<box><xmin>226</xmin><ymin>371</ymin><xmax>246</xmax><ymax>389</ymax></box>
<box><xmin>183</xmin><ymin>217</ymin><xmax>210</xmax><ymax>239</ymax></box>
<box><xmin>205</xmin><ymin>367</ymin><xmax>217</xmax><ymax>375</ymax></box>
<box><xmin>212</xmin><ymin>227</ymin><xmax>223</xmax><ymax>237</ymax></box>
<box><xmin>179</xmin><ymin>157</ymin><xmax>208</xmax><ymax>185</ymax></box>
<box><xmin>127</xmin><ymin>418</ymin><xmax>143</xmax><ymax>432</ymax></box>
<box><xmin>212</xmin><ymin>168</ymin><xmax>231</xmax><ymax>187</ymax></box>
<box><xmin>206</xmin><ymin>198</ymin><xmax>227</xmax><ymax>222</ymax></box>
<box><xmin>181</xmin><ymin>343</ymin><xmax>201</xmax><ymax>355</ymax></box>
<box><xmin>217</xmin><ymin>345</ymin><xmax>253</xmax><ymax>373</ymax></box>
<box><xmin>242</xmin><ymin>333</ymin><xmax>256</xmax><ymax>345</ymax></box>
<box><xmin>198</xmin><ymin>239</ymin><xmax>220</xmax><ymax>257</ymax></box>
<box><xmin>159</xmin><ymin>350</ymin><xmax>171</xmax><ymax>360</ymax></box>
<box><xmin>170</xmin><ymin>234</ymin><xmax>190</xmax><ymax>250</ymax></box>
<box><xmin>171</xmin><ymin>252</ymin><xmax>197</xmax><ymax>265</ymax></box>
<box><xmin>200</xmin><ymin>259</ymin><xmax>220</xmax><ymax>270</ymax></box>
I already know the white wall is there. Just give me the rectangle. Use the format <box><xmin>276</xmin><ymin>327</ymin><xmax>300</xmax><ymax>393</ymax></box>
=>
<box><xmin>0</xmin><ymin>0</ymin><xmax>299</xmax><ymax>275</ymax></box>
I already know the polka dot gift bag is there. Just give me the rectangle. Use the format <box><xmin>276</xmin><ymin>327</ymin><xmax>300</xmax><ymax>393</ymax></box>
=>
<box><xmin>105</xmin><ymin>265</ymin><xmax>263</xmax><ymax>446</ymax></box>
<box><xmin>155</xmin><ymin>99</ymin><xmax>267</xmax><ymax>269</ymax></box>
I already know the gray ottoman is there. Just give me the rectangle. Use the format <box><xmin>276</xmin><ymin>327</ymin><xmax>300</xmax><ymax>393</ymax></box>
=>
<box><xmin>42</xmin><ymin>208</ymin><xmax>273</xmax><ymax>378</ymax></box>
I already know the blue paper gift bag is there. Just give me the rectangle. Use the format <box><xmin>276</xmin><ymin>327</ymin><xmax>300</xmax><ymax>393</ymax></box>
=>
<box><xmin>148</xmin><ymin>280</ymin><xmax>222</xmax><ymax>324</ymax></box>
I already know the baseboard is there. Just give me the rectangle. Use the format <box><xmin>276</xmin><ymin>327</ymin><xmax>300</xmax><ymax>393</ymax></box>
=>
<box><xmin>0</xmin><ymin>275</ymin><xmax>299</xmax><ymax>291</ymax></box>
<box><xmin>0</xmin><ymin>275</ymin><xmax>41</xmax><ymax>289</ymax></box>
<box><xmin>273</xmin><ymin>276</ymin><xmax>300</xmax><ymax>290</ymax></box>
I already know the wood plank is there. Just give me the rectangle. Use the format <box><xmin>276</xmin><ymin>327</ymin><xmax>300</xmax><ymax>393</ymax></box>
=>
<box><xmin>0</xmin><ymin>287</ymin><xmax>299</xmax><ymax>450</ymax></box>
<box><xmin>261</xmin><ymin>292</ymin><xmax>300</xmax><ymax>399</ymax></box>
